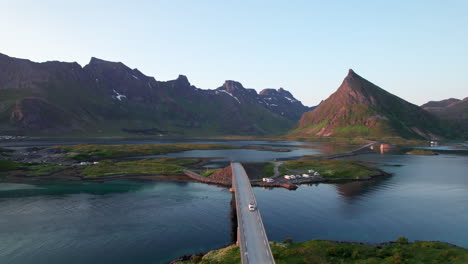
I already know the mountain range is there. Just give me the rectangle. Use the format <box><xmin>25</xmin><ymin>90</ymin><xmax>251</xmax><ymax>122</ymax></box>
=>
<box><xmin>0</xmin><ymin>53</ymin><xmax>312</xmax><ymax>136</ymax></box>
<box><xmin>1</xmin><ymin>53</ymin><xmax>465</xmax><ymax>140</ymax></box>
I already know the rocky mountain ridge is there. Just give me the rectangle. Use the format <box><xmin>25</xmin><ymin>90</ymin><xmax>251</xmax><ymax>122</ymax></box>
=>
<box><xmin>0</xmin><ymin>53</ymin><xmax>311</xmax><ymax>136</ymax></box>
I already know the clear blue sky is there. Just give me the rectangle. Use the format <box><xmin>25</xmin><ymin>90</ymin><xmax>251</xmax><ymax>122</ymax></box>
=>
<box><xmin>1</xmin><ymin>0</ymin><xmax>467</xmax><ymax>106</ymax></box>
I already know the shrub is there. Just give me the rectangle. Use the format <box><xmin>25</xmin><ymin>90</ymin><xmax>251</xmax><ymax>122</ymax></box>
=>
<box><xmin>191</xmin><ymin>255</ymin><xmax>202</xmax><ymax>263</ymax></box>
<box><xmin>396</xmin><ymin>237</ymin><xmax>409</xmax><ymax>244</ymax></box>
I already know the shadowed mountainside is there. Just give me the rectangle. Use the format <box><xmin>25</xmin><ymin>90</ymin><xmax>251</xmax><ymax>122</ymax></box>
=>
<box><xmin>422</xmin><ymin>98</ymin><xmax>468</xmax><ymax>138</ymax></box>
<box><xmin>0</xmin><ymin>53</ymin><xmax>311</xmax><ymax>136</ymax></box>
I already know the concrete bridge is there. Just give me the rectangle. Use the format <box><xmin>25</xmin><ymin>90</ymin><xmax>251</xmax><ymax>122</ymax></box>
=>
<box><xmin>231</xmin><ymin>162</ymin><xmax>275</xmax><ymax>264</ymax></box>
<box><xmin>318</xmin><ymin>142</ymin><xmax>377</xmax><ymax>159</ymax></box>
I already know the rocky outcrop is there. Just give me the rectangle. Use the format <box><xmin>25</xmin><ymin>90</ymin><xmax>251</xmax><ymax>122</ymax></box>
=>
<box><xmin>208</xmin><ymin>165</ymin><xmax>233</xmax><ymax>184</ymax></box>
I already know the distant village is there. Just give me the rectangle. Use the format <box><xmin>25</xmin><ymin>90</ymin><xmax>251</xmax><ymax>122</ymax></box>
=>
<box><xmin>263</xmin><ymin>169</ymin><xmax>322</xmax><ymax>183</ymax></box>
<box><xmin>0</xmin><ymin>135</ymin><xmax>27</xmax><ymax>140</ymax></box>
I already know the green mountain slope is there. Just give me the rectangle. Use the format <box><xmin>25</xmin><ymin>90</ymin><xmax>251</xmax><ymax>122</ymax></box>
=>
<box><xmin>0</xmin><ymin>53</ymin><xmax>308</xmax><ymax>137</ymax></box>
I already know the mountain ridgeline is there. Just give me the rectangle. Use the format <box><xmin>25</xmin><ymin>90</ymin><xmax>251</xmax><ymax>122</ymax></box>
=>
<box><xmin>1</xmin><ymin>53</ymin><xmax>463</xmax><ymax>139</ymax></box>
<box><xmin>422</xmin><ymin>97</ymin><xmax>468</xmax><ymax>138</ymax></box>
<box><xmin>293</xmin><ymin>69</ymin><xmax>457</xmax><ymax>140</ymax></box>
<box><xmin>0</xmin><ymin>53</ymin><xmax>311</xmax><ymax>136</ymax></box>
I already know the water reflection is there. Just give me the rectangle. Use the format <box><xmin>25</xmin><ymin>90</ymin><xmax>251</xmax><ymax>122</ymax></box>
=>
<box><xmin>257</xmin><ymin>153</ymin><xmax>468</xmax><ymax>248</ymax></box>
<box><xmin>334</xmin><ymin>175</ymin><xmax>393</xmax><ymax>202</ymax></box>
<box><xmin>134</xmin><ymin>147</ymin><xmax>322</xmax><ymax>162</ymax></box>
<box><xmin>1</xmin><ymin>145</ymin><xmax>467</xmax><ymax>264</ymax></box>
<box><xmin>0</xmin><ymin>181</ymin><xmax>232</xmax><ymax>264</ymax></box>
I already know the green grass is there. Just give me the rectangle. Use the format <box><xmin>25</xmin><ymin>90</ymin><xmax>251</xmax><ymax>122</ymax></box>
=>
<box><xmin>21</xmin><ymin>163</ymin><xmax>67</xmax><ymax>176</ymax></box>
<box><xmin>201</xmin><ymin>169</ymin><xmax>221</xmax><ymax>177</ymax></box>
<box><xmin>80</xmin><ymin>158</ymin><xmax>197</xmax><ymax>178</ymax></box>
<box><xmin>60</xmin><ymin>143</ymin><xmax>239</xmax><ymax>160</ymax></box>
<box><xmin>0</xmin><ymin>160</ymin><xmax>66</xmax><ymax>176</ymax></box>
<box><xmin>262</xmin><ymin>162</ymin><xmax>275</xmax><ymax>177</ymax></box>
<box><xmin>406</xmin><ymin>149</ymin><xmax>438</xmax><ymax>156</ymax></box>
<box><xmin>283</xmin><ymin>159</ymin><xmax>378</xmax><ymax>179</ymax></box>
<box><xmin>0</xmin><ymin>160</ymin><xmax>21</xmax><ymax>170</ymax></box>
<box><xmin>334</xmin><ymin>125</ymin><xmax>372</xmax><ymax>137</ymax></box>
<box><xmin>182</xmin><ymin>239</ymin><xmax>468</xmax><ymax>264</ymax></box>
<box><xmin>291</xmin><ymin>119</ymin><xmax>329</xmax><ymax>134</ymax></box>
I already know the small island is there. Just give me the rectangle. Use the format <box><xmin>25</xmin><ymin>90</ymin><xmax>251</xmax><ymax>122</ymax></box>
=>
<box><xmin>0</xmin><ymin>143</ymin><xmax>392</xmax><ymax>189</ymax></box>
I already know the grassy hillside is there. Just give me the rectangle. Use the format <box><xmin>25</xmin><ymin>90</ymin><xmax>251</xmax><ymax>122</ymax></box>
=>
<box><xmin>177</xmin><ymin>239</ymin><xmax>468</xmax><ymax>264</ymax></box>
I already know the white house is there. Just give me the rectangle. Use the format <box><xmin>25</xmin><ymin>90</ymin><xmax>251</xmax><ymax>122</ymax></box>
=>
<box><xmin>263</xmin><ymin>178</ymin><xmax>275</xmax><ymax>183</ymax></box>
<box><xmin>302</xmin><ymin>174</ymin><xmax>310</xmax><ymax>178</ymax></box>
<box><xmin>308</xmin><ymin>169</ymin><xmax>315</xmax><ymax>173</ymax></box>
<box><xmin>314</xmin><ymin>172</ymin><xmax>321</xmax><ymax>176</ymax></box>
<box><xmin>284</xmin><ymin>175</ymin><xmax>295</xmax><ymax>180</ymax></box>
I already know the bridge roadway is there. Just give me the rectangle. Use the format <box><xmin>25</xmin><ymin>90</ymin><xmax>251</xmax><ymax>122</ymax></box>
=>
<box><xmin>231</xmin><ymin>162</ymin><xmax>275</xmax><ymax>264</ymax></box>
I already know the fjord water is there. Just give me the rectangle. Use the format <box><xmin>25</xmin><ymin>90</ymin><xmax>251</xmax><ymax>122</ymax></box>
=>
<box><xmin>0</xmin><ymin>144</ymin><xmax>467</xmax><ymax>264</ymax></box>
<box><xmin>258</xmin><ymin>153</ymin><xmax>468</xmax><ymax>247</ymax></box>
<box><xmin>0</xmin><ymin>181</ymin><xmax>232</xmax><ymax>264</ymax></box>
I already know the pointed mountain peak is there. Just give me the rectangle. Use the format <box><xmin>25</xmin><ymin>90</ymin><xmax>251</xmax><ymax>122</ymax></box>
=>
<box><xmin>345</xmin><ymin>68</ymin><xmax>364</xmax><ymax>80</ymax></box>
<box><xmin>175</xmin><ymin>74</ymin><xmax>190</xmax><ymax>86</ymax></box>
<box><xmin>88</xmin><ymin>57</ymin><xmax>106</xmax><ymax>64</ymax></box>
<box><xmin>87</xmin><ymin>57</ymin><xmax>126</xmax><ymax>68</ymax></box>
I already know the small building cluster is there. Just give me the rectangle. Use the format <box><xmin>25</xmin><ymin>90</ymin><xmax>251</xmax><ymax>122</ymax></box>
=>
<box><xmin>284</xmin><ymin>170</ymin><xmax>321</xmax><ymax>180</ymax></box>
<box><xmin>78</xmin><ymin>161</ymin><xmax>99</xmax><ymax>166</ymax></box>
<box><xmin>262</xmin><ymin>178</ymin><xmax>275</xmax><ymax>183</ymax></box>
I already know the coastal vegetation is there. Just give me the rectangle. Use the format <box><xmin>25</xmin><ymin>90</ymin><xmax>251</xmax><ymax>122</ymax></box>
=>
<box><xmin>406</xmin><ymin>149</ymin><xmax>438</xmax><ymax>156</ymax></box>
<box><xmin>283</xmin><ymin>159</ymin><xmax>379</xmax><ymax>179</ymax></box>
<box><xmin>0</xmin><ymin>158</ymin><xmax>201</xmax><ymax>178</ymax></box>
<box><xmin>262</xmin><ymin>162</ymin><xmax>275</xmax><ymax>177</ymax></box>
<box><xmin>60</xmin><ymin>143</ymin><xmax>239</xmax><ymax>160</ymax></box>
<box><xmin>19</xmin><ymin>163</ymin><xmax>67</xmax><ymax>176</ymax></box>
<box><xmin>177</xmin><ymin>239</ymin><xmax>468</xmax><ymax>264</ymax></box>
<box><xmin>201</xmin><ymin>169</ymin><xmax>221</xmax><ymax>177</ymax></box>
<box><xmin>0</xmin><ymin>160</ymin><xmax>21</xmax><ymax>170</ymax></box>
<box><xmin>80</xmin><ymin>158</ymin><xmax>197</xmax><ymax>178</ymax></box>
<box><xmin>0</xmin><ymin>160</ymin><xmax>66</xmax><ymax>176</ymax></box>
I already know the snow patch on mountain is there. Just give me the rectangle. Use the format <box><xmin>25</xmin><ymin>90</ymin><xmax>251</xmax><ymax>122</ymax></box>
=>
<box><xmin>218</xmin><ymin>90</ymin><xmax>241</xmax><ymax>104</ymax></box>
<box><xmin>112</xmin><ymin>89</ymin><xmax>127</xmax><ymax>101</ymax></box>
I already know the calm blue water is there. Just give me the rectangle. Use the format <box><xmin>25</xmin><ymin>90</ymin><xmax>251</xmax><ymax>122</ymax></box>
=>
<box><xmin>259</xmin><ymin>153</ymin><xmax>468</xmax><ymax>247</ymax></box>
<box><xmin>0</xmin><ymin>145</ymin><xmax>467</xmax><ymax>264</ymax></box>
<box><xmin>0</xmin><ymin>181</ymin><xmax>232</xmax><ymax>264</ymax></box>
<box><xmin>0</xmin><ymin>138</ymin><xmax>319</xmax><ymax>148</ymax></box>
<box><xmin>135</xmin><ymin>147</ymin><xmax>321</xmax><ymax>162</ymax></box>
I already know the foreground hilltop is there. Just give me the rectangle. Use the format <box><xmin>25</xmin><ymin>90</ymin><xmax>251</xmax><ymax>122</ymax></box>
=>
<box><xmin>0</xmin><ymin>53</ymin><xmax>311</xmax><ymax>136</ymax></box>
<box><xmin>293</xmin><ymin>69</ymin><xmax>454</xmax><ymax>140</ymax></box>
